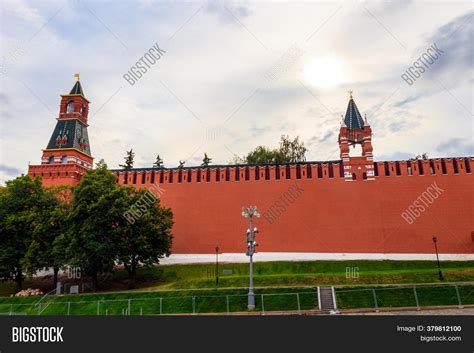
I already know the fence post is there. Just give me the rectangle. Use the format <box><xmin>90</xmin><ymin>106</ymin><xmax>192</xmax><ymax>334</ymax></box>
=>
<box><xmin>226</xmin><ymin>296</ymin><xmax>230</xmax><ymax>314</ymax></box>
<box><xmin>413</xmin><ymin>286</ymin><xmax>420</xmax><ymax>310</ymax></box>
<box><xmin>9</xmin><ymin>304</ymin><xmax>13</xmax><ymax>316</ymax></box>
<box><xmin>37</xmin><ymin>303</ymin><xmax>41</xmax><ymax>316</ymax></box>
<box><xmin>140</xmin><ymin>307</ymin><xmax>143</xmax><ymax>316</ymax></box>
<box><xmin>160</xmin><ymin>297</ymin><xmax>163</xmax><ymax>315</ymax></box>
<box><xmin>372</xmin><ymin>289</ymin><xmax>379</xmax><ymax>312</ymax></box>
<box><xmin>455</xmin><ymin>286</ymin><xmax>463</xmax><ymax>308</ymax></box>
<box><xmin>296</xmin><ymin>293</ymin><xmax>301</xmax><ymax>315</ymax></box>
<box><xmin>97</xmin><ymin>301</ymin><xmax>100</xmax><ymax>315</ymax></box>
<box><xmin>67</xmin><ymin>302</ymin><xmax>71</xmax><ymax>316</ymax></box>
<box><xmin>128</xmin><ymin>299</ymin><xmax>131</xmax><ymax>316</ymax></box>
<box><xmin>261</xmin><ymin>294</ymin><xmax>265</xmax><ymax>314</ymax></box>
<box><xmin>192</xmin><ymin>296</ymin><xmax>196</xmax><ymax>314</ymax></box>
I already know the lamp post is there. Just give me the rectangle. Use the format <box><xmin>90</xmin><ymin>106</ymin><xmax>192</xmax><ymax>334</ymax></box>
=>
<box><xmin>215</xmin><ymin>246</ymin><xmax>219</xmax><ymax>287</ymax></box>
<box><xmin>242</xmin><ymin>206</ymin><xmax>260</xmax><ymax>310</ymax></box>
<box><xmin>432</xmin><ymin>236</ymin><xmax>444</xmax><ymax>280</ymax></box>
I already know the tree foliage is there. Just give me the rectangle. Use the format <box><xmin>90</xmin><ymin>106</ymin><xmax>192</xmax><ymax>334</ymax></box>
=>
<box><xmin>119</xmin><ymin>149</ymin><xmax>135</xmax><ymax>170</ymax></box>
<box><xmin>201</xmin><ymin>153</ymin><xmax>212</xmax><ymax>167</ymax></box>
<box><xmin>153</xmin><ymin>154</ymin><xmax>164</xmax><ymax>168</ymax></box>
<box><xmin>0</xmin><ymin>160</ymin><xmax>174</xmax><ymax>293</ymax></box>
<box><xmin>242</xmin><ymin>135</ymin><xmax>307</xmax><ymax>164</ymax></box>
<box><xmin>114</xmin><ymin>187</ymin><xmax>173</xmax><ymax>287</ymax></box>
<box><xmin>0</xmin><ymin>176</ymin><xmax>47</xmax><ymax>290</ymax></box>
<box><xmin>22</xmin><ymin>185</ymin><xmax>72</xmax><ymax>288</ymax></box>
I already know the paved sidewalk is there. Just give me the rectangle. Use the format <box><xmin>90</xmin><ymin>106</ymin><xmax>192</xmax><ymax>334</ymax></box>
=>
<box><xmin>347</xmin><ymin>308</ymin><xmax>474</xmax><ymax>315</ymax></box>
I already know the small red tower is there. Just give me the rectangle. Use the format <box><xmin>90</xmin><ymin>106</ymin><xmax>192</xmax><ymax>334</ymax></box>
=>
<box><xmin>338</xmin><ymin>91</ymin><xmax>374</xmax><ymax>181</ymax></box>
<box><xmin>28</xmin><ymin>75</ymin><xmax>93</xmax><ymax>186</ymax></box>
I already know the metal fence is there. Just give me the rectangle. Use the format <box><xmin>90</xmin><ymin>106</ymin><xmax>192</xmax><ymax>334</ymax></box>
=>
<box><xmin>335</xmin><ymin>284</ymin><xmax>474</xmax><ymax>311</ymax></box>
<box><xmin>1</xmin><ymin>284</ymin><xmax>472</xmax><ymax>315</ymax></box>
<box><xmin>0</xmin><ymin>291</ymin><xmax>318</xmax><ymax>316</ymax></box>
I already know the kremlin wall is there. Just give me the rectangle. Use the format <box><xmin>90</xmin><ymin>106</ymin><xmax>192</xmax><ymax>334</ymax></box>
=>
<box><xmin>28</xmin><ymin>79</ymin><xmax>474</xmax><ymax>261</ymax></box>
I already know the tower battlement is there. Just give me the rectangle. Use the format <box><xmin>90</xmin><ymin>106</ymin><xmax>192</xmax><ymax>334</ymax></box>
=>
<box><xmin>111</xmin><ymin>157</ymin><xmax>472</xmax><ymax>186</ymax></box>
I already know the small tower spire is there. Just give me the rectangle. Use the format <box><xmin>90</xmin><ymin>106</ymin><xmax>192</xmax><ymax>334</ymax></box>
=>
<box><xmin>348</xmin><ymin>90</ymin><xmax>353</xmax><ymax>100</ymax></box>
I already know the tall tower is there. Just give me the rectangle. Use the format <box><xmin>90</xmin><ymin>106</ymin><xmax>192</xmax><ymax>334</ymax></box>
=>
<box><xmin>338</xmin><ymin>91</ymin><xmax>374</xmax><ymax>181</ymax></box>
<box><xmin>28</xmin><ymin>75</ymin><xmax>93</xmax><ymax>186</ymax></box>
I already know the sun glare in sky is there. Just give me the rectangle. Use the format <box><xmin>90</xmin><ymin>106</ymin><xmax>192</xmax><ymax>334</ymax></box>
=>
<box><xmin>303</xmin><ymin>55</ymin><xmax>346</xmax><ymax>89</ymax></box>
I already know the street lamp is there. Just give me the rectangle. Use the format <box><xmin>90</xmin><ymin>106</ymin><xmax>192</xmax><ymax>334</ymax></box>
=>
<box><xmin>215</xmin><ymin>246</ymin><xmax>219</xmax><ymax>287</ymax></box>
<box><xmin>242</xmin><ymin>206</ymin><xmax>260</xmax><ymax>310</ymax></box>
<box><xmin>432</xmin><ymin>236</ymin><xmax>444</xmax><ymax>280</ymax></box>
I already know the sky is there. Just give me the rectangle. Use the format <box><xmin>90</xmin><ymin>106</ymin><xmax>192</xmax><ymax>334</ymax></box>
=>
<box><xmin>0</xmin><ymin>0</ymin><xmax>472</xmax><ymax>184</ymax></box>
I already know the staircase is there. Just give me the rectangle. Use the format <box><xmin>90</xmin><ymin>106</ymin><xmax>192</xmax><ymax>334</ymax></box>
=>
<box><xmin>318</xmin><ymin>286</ymin><xmax>337</xmax><ymax>313</ymax></box>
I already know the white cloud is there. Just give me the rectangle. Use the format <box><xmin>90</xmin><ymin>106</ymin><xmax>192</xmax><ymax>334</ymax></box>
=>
<box><xmin>0</xmin><ymin>0</ymin><xmax>472</xmax><ymax>184</ymax></box>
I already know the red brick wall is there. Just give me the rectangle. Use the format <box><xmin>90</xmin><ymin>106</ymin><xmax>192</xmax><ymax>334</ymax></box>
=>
<box><xmin>114</xmin><ymin>158</ymin><xmax>473</xmax><ymax>255</ymax></box>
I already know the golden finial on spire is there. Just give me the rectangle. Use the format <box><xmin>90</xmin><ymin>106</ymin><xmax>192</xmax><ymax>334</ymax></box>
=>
<box><xmin>348</xmin><ymin>90</ymin><xmax>353</xmax><ymax>100</ymax></box>
<box><xmin>74</xmin><ymin>73</ymin><xmax>80</xmax><ymax>81</ymax></box>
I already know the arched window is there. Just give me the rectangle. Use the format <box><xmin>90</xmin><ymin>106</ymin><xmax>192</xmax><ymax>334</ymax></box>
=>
<box><xmin>363</xmin><ymin>172</ymin><xmax>367</xmax><ymax>180</ymax></box>
<box><xmin>66</xmin><ymin>101</ymin><xmax>74</xmax><ymax>113</ymax></box>
<box><xmin>61</xmin><ymin>156</ymin><xmax>68</xmax><ymax>164</ymax></box>
<box><xmin>352</xmin><ymin>173</ymin><xmax>357</xmax><ymax>180</ymax></box>
<box><xmin>48</xmin><ymin>156</ymin><xmax>55</xmax><ymax>164</ymax></box>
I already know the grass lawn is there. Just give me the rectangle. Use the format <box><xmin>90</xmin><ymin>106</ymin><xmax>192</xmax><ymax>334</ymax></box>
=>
<box><xmin>335</xmin><ymin>284</ymin><xmax>474</xmax><ymax>310</ymax></box>
<box><xmin>0</xmin><ymin>286</ymin><xmax>318</xmax><ymax>315</ymax></box>
<box><xmin>1</xmin><ymin>260</ymin><xmax>474</xmax><ymax>296</ymax></box>
<box><xmin>108</xmin><ymin>260</ymin><xmax>474</xmax><ymax>291</ymax></box>
<box><xmin>1</xmin><ymin>260</ymin><xmax>473</xmax><ymax>315</ymax></box>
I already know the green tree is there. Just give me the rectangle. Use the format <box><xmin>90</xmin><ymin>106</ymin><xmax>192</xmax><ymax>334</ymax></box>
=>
<box><xmin>245</xmin><ymin>146</ymin><xmax>280</xmax><ymax>164</ymax></box>
<box><xmin>64</xmin><ymin>160</ymin><xmax>121</xmax><ymax>291</ymax></box>
<box><xmin>119</xmin><ymin>149</ymin><xmax>135</xmax><ymax>170</ymax></box>
<box><xmin>153</xmin><ymin>154</ymin><xmax>164</xmax><ymax>168</ymax></box>
<box><xmin>115</xmin><ymin>187</ymin><xmax>173</xmax><ymax>287</ymax></box>
<box><xmin>241</xmin><ymin>135</ymin><xmax>307</xmax><ymax>164</ymax></box>
<box><xmin>412</xmin><ymin>153</ymin><xmax>429</xmax><ymax>161</ymax></box>
<box><xmin>201</xmin><ymin>153</ymin><xmax>212</xmax><ymax>167</ymax></box>
<box><xmin>278</xmin><ymin>135</ymin><xmax>307</xmax><ymax>163</ymax></box>
<box><xmin>0</xmin><ymin>175</ymin><xmax>46</xmax><ymax>290</ymax></box>
<box><xmin>22</xmin><ymin>185</ymin><xmax>72</xmax><ymax>288</ymax></box>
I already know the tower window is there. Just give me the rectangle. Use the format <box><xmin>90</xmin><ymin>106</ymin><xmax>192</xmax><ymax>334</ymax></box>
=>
<box><xmin>66</xmin><ymin>101</ymin><xmax>74</xmax><ymax>113</ymax></box>
<box><xmin>48</xmin><ymin>156</ymin><xmax>55</xmax><ymax>164</ymax></box>
<box><xmin>61</xmin><ymin>156</ymin><xmax>68</xmax><ymax>164</ymax></box>
<box><xmin>352</xmin><ymin>173</ymin><xmax>357</xmax><ymax>180</ymax></box>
